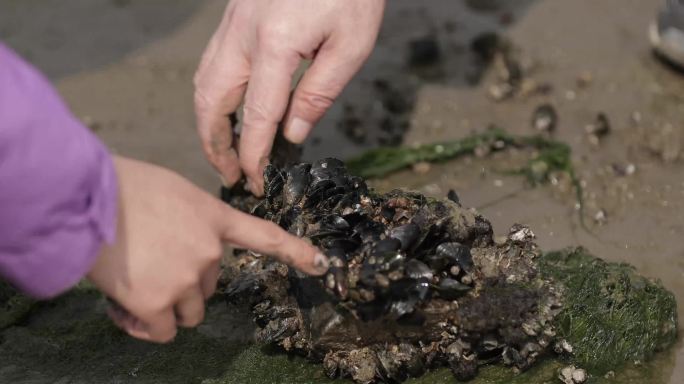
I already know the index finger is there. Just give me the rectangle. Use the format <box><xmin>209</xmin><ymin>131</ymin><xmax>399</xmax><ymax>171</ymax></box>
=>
<box><xmin>216</xmin><ymin>204</ymin><xmax>329</xmax><ymax>276</ymax></box>
<box><xmin>194</xmin><ymin>36</ymin><xmax>249</xmax><ymax>186</ymax></box>
<box><xmin>239</xmin><ymin>48</ymin><xmax>300</xmax><ymax>195</ymax></box>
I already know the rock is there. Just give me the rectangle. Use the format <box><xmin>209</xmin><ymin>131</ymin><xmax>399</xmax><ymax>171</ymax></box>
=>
<box><xmin>412</xmin><ymin>162</ymin><xmax>431</xmax><ymax>174</ymax></box>
<box><xmin>408</xmin><ymin>36</ymin><xmax>441</xmax><ymax>67</ymax></box>
<box><xmin>559</xmin><ymin>365</ymin><xmax>587</xmax><ymax>384</ymax></box>
<box><xmin>222</xmin><ymin>160</ymin><xmax>679</xmax><ymax>384</ymax></box>
<box><xmin>572</xmin><ymin>368</ymin><xmax>587</xmax><ymax>383</ymax></box>
<box><xmin>576</xmin><ymin>71</ymin><xmax>593</xmax><ymax>88</ymax></box>
<box><xmin>532</xmin><ymin>104</ymin><xmax>558</xmax><ymax>133</ymax></box>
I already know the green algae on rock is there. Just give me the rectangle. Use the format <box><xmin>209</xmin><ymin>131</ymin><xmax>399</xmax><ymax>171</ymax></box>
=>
<box><xmin>0</xmin><ymin>281</ymin><xmax>34</xmax><ymax>330</ymax></box>
<box><xmin>540</xmin><ymin>248</ymin><xmax>678</xmax><ymax>374</ymax></box>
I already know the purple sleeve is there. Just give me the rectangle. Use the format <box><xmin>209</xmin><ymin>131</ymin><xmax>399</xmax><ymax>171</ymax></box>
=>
<box><xmin>0</xmin><ymin>43</ymin><xmax>118</xmax><ymax>299</ymax></box>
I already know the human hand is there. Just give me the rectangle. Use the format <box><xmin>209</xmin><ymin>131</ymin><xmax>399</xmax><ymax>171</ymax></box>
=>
<box><xmin>87</xmin><ymin>156</ymin><xmax>329</xmax><ymax>343</ymax></box>
<box><xmin>194</xmin><ymin>0</ymin><xmax>385</xmax><ymax>195</ymax></box>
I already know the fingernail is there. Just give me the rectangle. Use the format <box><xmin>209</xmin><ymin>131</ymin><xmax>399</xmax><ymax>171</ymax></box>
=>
<box><xmin>123</xmin><ymin>317</ymin><xmax>152</xmax><ymax>340</ymax></box>
<box><xmin>313</xmin><ymin>252</ymin><xmax>330</xmax><ymax>274</ymax></box>
<box><xmin>246</xmin><ymin>157</ymin><xmax>269</xmax><ymax>197</ymax></box>
<box><xmin>126</xmin><ymin>327</ymin><xmax>152</xmax><ymax>340</ymax></box>
<box><xmin>287</xmin><ymin>118</ymin><xmax>312</xmax><ymax>144</ymax></box>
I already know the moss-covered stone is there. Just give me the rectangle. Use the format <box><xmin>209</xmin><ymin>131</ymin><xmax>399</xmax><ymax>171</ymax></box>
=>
<box><xmin>540</xmin><ymin>248</ymin><xmax>678</xmax><ymax>374</ymax></box>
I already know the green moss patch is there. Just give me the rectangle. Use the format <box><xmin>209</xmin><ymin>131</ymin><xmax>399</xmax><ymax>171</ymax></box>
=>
<box><xmin>540</xmin><ymin>248</ymin><xmax>678</xmax><ymax>374</ymax></box>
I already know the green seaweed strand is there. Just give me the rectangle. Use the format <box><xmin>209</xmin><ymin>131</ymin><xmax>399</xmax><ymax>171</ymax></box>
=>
<box><xmin>346</xmin><ymin>128</ymin><xmax>514</xmax><ymax>179</ymax></box>
<box><xmin>346</xmin><ymin>128</ymin><xmax>586</xmax><ymax>226</ymax></box>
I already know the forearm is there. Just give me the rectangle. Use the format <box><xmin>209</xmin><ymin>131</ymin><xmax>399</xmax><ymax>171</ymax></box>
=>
<box><xmin>0</xmin><ymin>43</ymin><xmax>118</xmax><ymax>299</ymax></box>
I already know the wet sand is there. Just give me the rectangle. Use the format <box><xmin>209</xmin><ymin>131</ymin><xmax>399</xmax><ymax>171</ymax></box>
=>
<box><xmin>1</xmin><ymin>0</ymin><xmax>682</xmax><ymax>382</ymax></box>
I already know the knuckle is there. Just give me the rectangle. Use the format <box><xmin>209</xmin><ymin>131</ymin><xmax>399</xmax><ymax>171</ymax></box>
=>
<box><xmin>264</xmin><ymin>225</ymin><xmax>296</xmax><ymax>264</ymax></box>
<box><xmin>146</xmin><ymin>299</ymin><xmax>171</xmax><ymax>315</ymax></box>
<box><xmin>296</xmin><ymin>90</ymin><xmax>335</xmax><ymax>114</ymax></box>
<box><xmin>256</xmin><ymin>23</ymin><xmax>290</xmax><ymax>49</ymax></box>
<box><xmin>242</xmin><ymin>102</ymin><xmax>274</xmax><ymax>127</ymax></box>
<box><xmin>193</xmin><ymin>89</ymin><xmax>214</xmax><ymax>111</ymax></box>
<box><xmin>341</xmin><ymin>40</ymin><xmax>374</xmax><ymax>64</ymax></box>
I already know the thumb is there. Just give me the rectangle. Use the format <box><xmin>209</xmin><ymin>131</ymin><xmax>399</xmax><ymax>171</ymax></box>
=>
<box><xmin>216</xmin><ymin>204</ymin><xmax>329</xmax><ymax>276</ymax></box>
<box><xmin>283</xmin><ymin>43</ymin><xmax>371</xmax><ymax>144</ymax></box>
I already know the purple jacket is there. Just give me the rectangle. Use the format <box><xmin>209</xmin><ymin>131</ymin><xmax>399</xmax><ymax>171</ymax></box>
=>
<box><xmin>0</xmin><ymin>43</ymin><xmax>117</xmax><ymax>299</ymax></box>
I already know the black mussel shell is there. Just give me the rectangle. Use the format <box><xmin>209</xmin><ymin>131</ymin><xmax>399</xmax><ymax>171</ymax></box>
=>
<box><xmin>341</xmin><ymin>211</ymin><xmax>365</xmax><ymax>227</ymax></box>
<box><xmin>327</xmin><ymin>267</ymin><xmax>348</xmax><ymax>299</ymax></box>
<box><xmin>304</xmin><ymin>179</ymin><xmax>336</xmax><ymax>208</ymax></box>
<box><xmin>219</xmin><ymin>185</ymin><xmax>232</xmax><ymax>204</ymax></box>
<box><xmin>348</xmin><ymin>176</ymin><xmax>368</xmax><ymax>194</ymax></box>
<box><xmin>400</xmin><ymin>344</ymin><xmax>426</xmax><ymax>377</ymax></box>
<box><xmin>389</xmin><ymin>300</ymin><xmax>417</xmax><ymax>318</ymax></box>
<box><xmin>377</xmin><ymin>350</ymin><xmax>407</xmax><ymax>382</ymax></box>
<box><xmin>436</xmin><ymin>278</ymin><xmax>472</xmax><ymax>300</ymax></box>
<box><xmin>387</xmin><ymin>278</ymin><xmax>431</xmax><ymax>317</ymax></box>
<box><xmin>326</xmin><ymin>247</ymin><xmax>348</xmax><ymax>264</ymax></box>
<box><xmin>251</xmin><ymin>200</ymin><xmax>269</xmax><ymax>218</ymax></box>
<box><xmin>322</xmin><ymin>215</ymin><xmax>350</xmax><ymax>231</ymax></box>
<box><xmin>405</xmin><ymin>259</ymin><xmax>434</xmax><ymax>280</ymax></box>
<box><xmin>389</xmin><ymin>223</ymin><xmax>420</xmax><ymax>251</ymax></box>
<box><xmin>288</xmin><ymin>216</ymin><xmax>307</xmax><ymax>237</ymax></box>
<box><xmin>379</xmin><ymin>252</ymin><xmax>406</xmax><ymax>272</ymax></box>
<box><xmin>320</xmin><ymin>237</ymin><xmax>360</xmax><ymax>252</ymax></box>
<box><xmin>277</xmin><ymin>206</ymin><xmax>301</xmax><ymax>228</ymax></box>
<box><xmin>334</xmin><ymin>193</ymin><xmax>361</xmax><ymax>212</ymax></box>
<box><xmin>359</xmin><ymin>262</ymin><xmax>378</xmax><ymax>287</ymax></box>
<box><xmin>390</xmin><ymin>278</ymin><xmax>430</xmax><ymax>302</ymax></box>
<box><xmin>447</xmin><ymin>189</ymin><xmax>461</xmax><ymax>205</ymax></box>
<box><xmin>264</xmin><ymin>164</ymin><xmax>285</xmax><ymax>199</ymax></box>
<box><xmin>381</xmin><ymin>206</ymin><xmax>395</xmax><ymax>222</ymax></box>
<box><xmin>373</xmin><ymin>238</ymin><xmax>402</xmax><ymax>256</ymax></box>
<box><xmin>434</xmin><ymin>242</ymin><xmax>474</xmax><ymax>272</ymax></box>
<box><xmin>283</xmin><ymin>163</ymin><xmax>311</xmax><ymax>206</ymax></box>
<box><xmin>354</xmin><ymin>221</ymin><xmax>386</xmax><ymax>243</ymax></box>
<box><xmin>310</xmin><ymin>158</ymin><xmax>346</xmax><ymax>184</ymax></box>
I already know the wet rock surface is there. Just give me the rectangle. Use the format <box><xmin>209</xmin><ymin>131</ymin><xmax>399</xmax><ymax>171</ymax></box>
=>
<box><xmin>222</xmin><ymin>159</ymin><xmax>566</xmax><ymax>383</ymax></box>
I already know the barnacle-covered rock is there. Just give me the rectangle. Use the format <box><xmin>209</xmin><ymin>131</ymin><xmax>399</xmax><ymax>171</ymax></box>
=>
<box><xmin>220</xmin><ymin>159</ymin><xmax>677</xmax><ymax>383</ymax></box>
